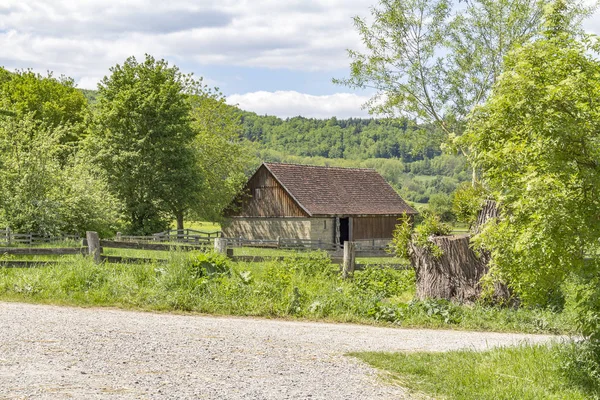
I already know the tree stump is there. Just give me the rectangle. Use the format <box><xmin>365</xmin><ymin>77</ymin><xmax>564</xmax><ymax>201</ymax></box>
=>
<box><xmin>409</xmin><ymin>235</ymin><xmax>487</xmax><ymax>302</ymax></box>
<box><xmin>408</xmin><ymin>200</ymin><xmax>509</xmax><ymax>303</ymax></box>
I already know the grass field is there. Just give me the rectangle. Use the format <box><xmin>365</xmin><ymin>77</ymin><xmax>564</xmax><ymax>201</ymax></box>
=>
<box><xmin>352</xmin><ymin>342</ymin><xmax>600</xmax><ymax>399</ymax></box>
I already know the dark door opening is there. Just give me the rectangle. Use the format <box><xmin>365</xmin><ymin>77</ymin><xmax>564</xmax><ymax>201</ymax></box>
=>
<box><xmin>339</xmin><ymin>217</ymin><xmax>350</xmax><ymax>245</ymax></box>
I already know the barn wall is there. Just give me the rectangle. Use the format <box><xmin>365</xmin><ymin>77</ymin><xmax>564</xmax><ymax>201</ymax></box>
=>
<box><xmin>233</xmin><ymin>166</ymin><xmax>306</xmax><ymax>217</ymax></box>
<box><xmin>222</xmin><ymin>217</ymin><xmax>335</xmax><ymax>242</ymax></box>
<box><xmin>352</xmin><ymin>216</ymin><xmax>402</xmax><ymax>240</ymax></box>
<box><xmin>310</xmin><ymin>218</ymin><xmax>335</xmax><ymax>243</ymax></box>
<box><xmin>223</xmin><ymin>218</ymin><xmax>312</xmax><ymax>240</ymax></box>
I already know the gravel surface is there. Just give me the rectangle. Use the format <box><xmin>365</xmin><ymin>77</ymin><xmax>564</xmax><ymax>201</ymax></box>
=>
<box><xmin>0</xmin><ymin>302</ymin><xmax>559</xmax><ymax>399</ymax></box>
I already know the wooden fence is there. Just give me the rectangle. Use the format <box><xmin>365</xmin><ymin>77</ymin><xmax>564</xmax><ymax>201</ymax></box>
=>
<box><xmin>1</xmin><ymin>232</ymin><xmax>406</xmax><ymax>273</ymax></box>
<box><xmin>116</xmin><ymin>229</ymin><xmax>221</xmax><ymax>244</ymax></box>
<box><xmin>0</xmin><ymin>228</ymin><xmax>80</xmax><ymax>246</ymax></box>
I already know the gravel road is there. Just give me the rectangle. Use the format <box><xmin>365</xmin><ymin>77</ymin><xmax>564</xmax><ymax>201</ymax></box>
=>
<box><xmin>0</xmin><ymin>302</ymin><xmax>558</xmax><ymax>399</ymax></box>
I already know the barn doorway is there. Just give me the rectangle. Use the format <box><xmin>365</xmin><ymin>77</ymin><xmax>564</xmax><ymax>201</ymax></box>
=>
<box><xmin>339</xmin><ymin>217</ymin><xmax>350</xmax><ymax>246</ymax></box>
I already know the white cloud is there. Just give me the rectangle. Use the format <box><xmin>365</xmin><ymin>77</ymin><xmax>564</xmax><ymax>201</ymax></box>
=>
<box><xmin>0</xmin><ymin>0</ymin><xmax>369</xmax><ymax>87</ymax></box>
<box><xmin>1</xmin><ymin>0</ymin><xmax>600</xmax><ymax>96</ymax></box>
<box><xmin>228</xmin><ymin>91</ymin><xmax>373</xmax><ymax>119</ymax></box>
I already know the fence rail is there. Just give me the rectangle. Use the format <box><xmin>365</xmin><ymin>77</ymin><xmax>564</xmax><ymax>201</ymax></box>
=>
<box><xmin>2</xmin><ymin>232</ymin><xmax>401</xmax><ymax>275</ymax></box>
<box><xmin>116</xmin><ymin>229</ymin><xmax>221</xmax><ymax>244</ymax></box>
<box><xmin>0</xmin><ymin>228</ymin><xmax>80</xmax><ymax>246</ymax></box>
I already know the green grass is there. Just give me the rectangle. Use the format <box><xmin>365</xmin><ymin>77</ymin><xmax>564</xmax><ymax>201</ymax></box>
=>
<box><xmin>0</xmin><ymin>251</ymin><xmax>575</xmax><ymax>334</ymax></box>
<box><xmin>352</xmin><ymin>342</ymin><xmax>600</xmax><ymax>400</ymax></box>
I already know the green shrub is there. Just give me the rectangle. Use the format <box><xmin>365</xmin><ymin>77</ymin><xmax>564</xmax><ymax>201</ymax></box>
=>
<box><xmin>353</xmin><ymin>267</ymin><xmax>414</xmax><ymax>298</ymax></box>
<box><xmin>187</xmin><ymin>252</ymin><xmax>230</xmax><ymax>278</ymax></box>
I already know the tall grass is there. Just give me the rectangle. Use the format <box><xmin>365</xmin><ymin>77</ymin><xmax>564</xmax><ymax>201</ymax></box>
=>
<box><xmin>0</xmin><ymin>251</ymin><xmax>574</xmax><ymax>333</ymax></box>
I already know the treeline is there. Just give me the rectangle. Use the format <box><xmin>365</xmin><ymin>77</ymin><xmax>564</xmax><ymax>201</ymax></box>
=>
<box><xmin>0</xmin><ymin>56</ymin><xmax>247</xmax><ymax>236</ymax></box>
<box><xmin>240</xmin><ymin>112</ymin><xmax>445</xmax><ymax>162</ymax></box>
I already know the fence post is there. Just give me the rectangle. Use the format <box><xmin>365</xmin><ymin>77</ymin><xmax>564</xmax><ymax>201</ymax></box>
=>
<box><xmin>5</xmin><ymin>226</ymin><xmax>10</xmax><ymax>246</ymax></box>
<box><xmin>342</xmin><ymin>241</ymin><xmax>355</xmax><ymax>279</ymax></box>
<box><xmin>277</xmin><ymin>236</ymin><xmax>281</xmax><ymax>249</ymax></box>
<box><xmin>214</xmin><ymin>238</ymin><xmax>228</xmax><ymax>255</ymax></box>
<box><xmin>86</xmin><ymin>231</ymin><xmax>101</xmax><ymax>264</ymax></box>
<box><xmin>116</xmin><ymin>232</ymin><xmax>122</xmax><ymax>241</ymax></box>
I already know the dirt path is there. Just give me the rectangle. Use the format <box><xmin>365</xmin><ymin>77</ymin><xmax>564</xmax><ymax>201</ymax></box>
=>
<box><xmin>0</xmin><ymin>302</ymin><xmax>558</xmax><ymax>399</ymax></box>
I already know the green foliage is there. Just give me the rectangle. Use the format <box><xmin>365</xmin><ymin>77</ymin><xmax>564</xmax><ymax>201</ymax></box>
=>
<box><xmin>188</xmin><ymin>89</ymin><xmax>248</xmax><ymax>223</ymax></box>
<box><xmin>337</xmin><ymin>0</ymin><xmax>548</xmax><ymax>139</ymax></box>
<box><xmin>413</xmin><ymin>212</ymin><xmax>452</xmax><ymax>257</ymax></box>
<box><xmin>557</xmin><ymin>340</ymin><xmax>600</xmax><ymax>393</ymax></box>
<box><xmin>452</xmin><ymin>181</ymin><xmax>486</xmax><ymax>226</ymax></box>
<box><xmin>0</xmin><ymin>114</ymin><xmax>120</xmax><ymax>236</ymax></box>
<box><xmin>391</xmin><ymin>214</ymin><xmax>413</xmax><ymax>259</ymax></box>
<box><xmin>91</xmin><ymin>55</ymin><xmax>200</xmax><ymax>234</ymax></box>
<box><xmin>280</xmin><ymin>251</ymin><xmax>337</xmax><ymax>277</ymax></box>
<box><xmin>353</xmin><ymin>342</ymin><xmax>600</xmax><ymax>400</ymax></box>
<box><xmin>186</xmin><ymin>252</ymin><xmax>231</xmax><ymax>278</ymax></box>
<box><xmin>427</xmin><ymin>192</ymin><xmax>454</xmax><ymax>222</ymax></box>
<box><xmin>0</xmin><ymin>252</ymin><xmax>572</xmax><ymax>333</ymax></box>
<box><xmin>460</xmin><ymin>6</ymin><xmax>600</xmax><ymax>329</ymax></box>
<box><xmin>0</xmin><ymin>68</ymin><xmax>89</xmax><ymax>149</ymax></box>
<box><xmin>391</xmin><ymin>212</ymin><xmax>451</xmax><ymax>259</ymax></box>
<box><xmin>241</xmin><ymin>113</ymin><xmax>445</xmax><ymax>162</ymax></box>
<box><xmin>90</xmin><ymin>55</ymin><xmax>246</xmax><ymax>233</ymax></box>
<box><xmin>353</xmin><ymin>266</ymin><xmax>415</xmax><ymax>298</ymax></box>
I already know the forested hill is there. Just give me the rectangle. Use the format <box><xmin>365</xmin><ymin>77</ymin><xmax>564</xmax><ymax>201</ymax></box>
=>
<box><xmin>239</xmin><ymin>111</ymin><xmax>444</xmax><ymax>162</ymax></box>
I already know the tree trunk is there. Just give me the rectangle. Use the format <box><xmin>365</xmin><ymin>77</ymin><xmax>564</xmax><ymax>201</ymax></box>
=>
<box><xmin>473</xmin><ymin>200</ymin><xmax>500</xmax><ymax>233</ymax></box>
<box><xmin>408</xmin><ymin>200</ymin><xmax>509</xmax><ymax>303</ymax></box>
<box><xmin>176</xmin><ymin>212</ymin><xmax>184</xmax><ymax>239</ymax></box>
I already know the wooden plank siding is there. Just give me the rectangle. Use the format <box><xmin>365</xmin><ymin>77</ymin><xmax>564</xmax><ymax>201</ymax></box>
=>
<box><xmin>352</xmin><ymin>216</ymin><xmax>402</xmax><ymax>240</ymax></box>
<box><xmin>231</xmin><ymin>165</ymin><xmax>308</xmax><ymax>218</ymax></box>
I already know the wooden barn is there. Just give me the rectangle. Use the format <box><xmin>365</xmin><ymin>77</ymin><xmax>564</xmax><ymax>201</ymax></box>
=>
<box><xmin>223</xmin><ymin>162</ymin><xmax>417</xmax><ymax>245</ymax></box>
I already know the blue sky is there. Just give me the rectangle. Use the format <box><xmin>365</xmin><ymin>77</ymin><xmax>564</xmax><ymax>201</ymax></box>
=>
<box><xmin>1</xmin><ymin>1</ymin><xmax>599</xmax><ymax>118</ymax></box>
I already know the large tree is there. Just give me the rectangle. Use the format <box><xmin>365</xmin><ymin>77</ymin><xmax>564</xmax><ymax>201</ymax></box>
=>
<box><xmin>460</xmin><ymin>1</ymin><xmax>600</xmax><ymax>337</ymax></box>
<box><xmin>0</xmin><ymin>113</ymin><xmax>120</xmax><ymax>236</ymax></box>
<box><xmin>185</xmin><ymin>87</ymin><xmax>248</xmax><ymax>226</ymax></box>
<box><xmin>336</xmin><ymin>0</ymin><xmax>590</xmax><ymax>161</ymax></box>
<box><xmin>92</xmin><ymin>55</ymin><xmax>246</xmax><ymax>234</ymax></box>
<box><xmin>92</xmin><ymin>55</ymin><xmax>199</xmax><ymax>234</ymax></box>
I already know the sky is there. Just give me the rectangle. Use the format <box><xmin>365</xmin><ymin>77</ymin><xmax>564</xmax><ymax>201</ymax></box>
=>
<box><xmin>1</xmin><ymin>1</ymin><xmax>599</xmax><ymax>119</ymax></box>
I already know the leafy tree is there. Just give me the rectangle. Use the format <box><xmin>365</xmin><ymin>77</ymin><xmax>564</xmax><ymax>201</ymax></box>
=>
<box><xmin>335</xmin><ymin>0</ymin><xmax>591</xmax><ymax>182</ymax></box>
<box><xmin>427</xmin><ymin>193</ymin><xmax>454</xmax><ymax>222</ymax></box>
<box><xmin>0</xmin><ymin>68</ymin><xmax>89</xmax><ymax>148</ymax></box>
<box><xmin>0</xmin><ymin>114</ymin><xmax>120</xmax><ymax>236</ymax></box>
<box><xmin>452</xmin><ymin>182</ymin><xmax>486</xmax><ymax>227</ymax></box>
<box><xmin>461</xmin><ymin>1</ymin><xmax>600</xmax><ymax>336</ymax></box>
<box><xmin>336</xmin><ymin>0</ymin><xmax>551</xmax><ymax>134</ymax></box>
<box><xmin>91</xmin><ymin>55</ymin><xmax>199</xmax><ymax>234</ymax></box>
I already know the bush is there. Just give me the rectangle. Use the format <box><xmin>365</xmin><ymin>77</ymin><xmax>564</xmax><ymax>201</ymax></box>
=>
<box><xmin>353</xmin><ymin>267</ymin><xmax>414</xmax><ymax>298</ymax></box>
<box><xmin>186</xmin><ymin>252</ymin><xmax>231</xmax><ymax>278</ymax></box>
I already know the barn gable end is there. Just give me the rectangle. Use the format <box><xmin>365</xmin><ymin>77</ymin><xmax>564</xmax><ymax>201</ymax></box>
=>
<box><xmin>228</xmin><ymin>164</ymin><xmax>309</xmax><ymax>218</ymax></box>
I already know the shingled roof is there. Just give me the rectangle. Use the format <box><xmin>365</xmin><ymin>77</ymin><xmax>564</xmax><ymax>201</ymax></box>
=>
<box><xmin>263</xmin><ymin>162</ymin><xmax>417</xmax><ymax>216</ymax></box>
